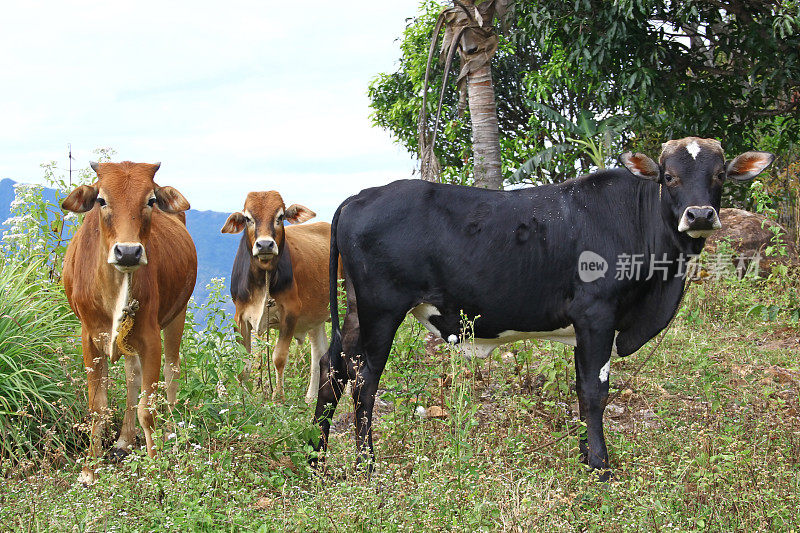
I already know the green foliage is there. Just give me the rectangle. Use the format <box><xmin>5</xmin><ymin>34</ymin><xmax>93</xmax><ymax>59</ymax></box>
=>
<box><xmin>0</xmin><ymin>258</ymin><xmax>84</xmax><ymax>470</ymax></box>
<box><xmin>369</xmin><ymin>1</ymin><xmax>800</xmax><ymax>188</ymax></box>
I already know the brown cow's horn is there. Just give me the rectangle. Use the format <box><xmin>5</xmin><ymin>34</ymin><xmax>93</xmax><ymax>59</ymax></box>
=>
<box><xmin>90</xmin><ymin>161</ymin><xmax>99</xmax><ymax>172</ymax></box>
<box><xmin>152</xmin><ymin>162</ymin><xmax>161</xmax><ymax>172</ymax></box>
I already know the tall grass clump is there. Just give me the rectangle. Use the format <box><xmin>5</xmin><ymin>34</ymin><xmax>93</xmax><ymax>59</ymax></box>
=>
<box><xmin>0</xmin><ymin>258</ymin><xmax>84</xmax><ymax>472</ymax></box>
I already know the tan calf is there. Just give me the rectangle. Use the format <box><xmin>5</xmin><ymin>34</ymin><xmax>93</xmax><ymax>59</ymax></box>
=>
<box><xmin>221</xmin><ymin>191</ymin><xmax>334</xmax><ymax>402</ymax></box>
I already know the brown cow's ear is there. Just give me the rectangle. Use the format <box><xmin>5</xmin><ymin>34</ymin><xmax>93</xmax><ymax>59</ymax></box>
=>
<box><xmin>285</xmin><ymin>204</ymin><xmax>315</xmax><ymax>224</ymax></box>
<box><xmin>221</xmin><ymin>212</ymin><xmax>247</xmax><ymax>234</ymax></box>
<box><xmin>155</xmin><ymin>186</ymin><xmax>190</xmax><ymax>213</ymax></box>
<box><xmin>619</xmin><ymin>152</ymin><xmax>660</xmax><ymax>181</ymax></box>
<box><xmin>62</xmin><ymin>185</ymin><xmax>98</xmax><ymax>213</ymax></box>
<box><xmin>726</xmin><ymin>151</ymin><xmax>775</xmax><ymax>182</ymax></box>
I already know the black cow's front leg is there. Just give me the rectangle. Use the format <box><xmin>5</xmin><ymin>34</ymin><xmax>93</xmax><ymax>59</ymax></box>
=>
<box><xmin>573</xmin><ymin>311</ymin><xmax>615</xmax><ymax>481</ymax></box>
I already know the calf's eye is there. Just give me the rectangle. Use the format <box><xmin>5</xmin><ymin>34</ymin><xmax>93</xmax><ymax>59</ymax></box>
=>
<box><xmin>147</xmin><ymin>197</ymin><xmax>157</xmax><ymax>207</ymax></box>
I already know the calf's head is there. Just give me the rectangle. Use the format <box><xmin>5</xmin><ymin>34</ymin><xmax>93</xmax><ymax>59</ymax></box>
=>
<box><xmin>62</xmin><ymin>161</ymin><xmax>190</xmax><ymax>272</ymax></box>
<box><xmin>221</xmin><ymin>191</ymin><xmax>315</xmax><ymax>266</ymax></box>
<box><xmin>621</xmin><ymin>137</ymin><xmax>774</xmax><ymax>239</ymax></box>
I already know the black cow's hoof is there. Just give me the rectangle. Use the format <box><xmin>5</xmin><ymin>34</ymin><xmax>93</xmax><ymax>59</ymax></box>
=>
<box><xmin>106</xmin><ymin>447</ymin><xmax>129</xmax><ymax>463</ymax></box>
<box><xmin>595</xmin><ymin>468</ymin><xmax>613</xmax><ymax>482</ymax></box>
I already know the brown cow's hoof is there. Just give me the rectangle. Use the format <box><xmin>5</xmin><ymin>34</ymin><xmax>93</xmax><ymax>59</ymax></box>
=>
<box><xmin>76</xmin><ymin>468</ymin><xmax>97</xmax><ymax>486</ymax></box>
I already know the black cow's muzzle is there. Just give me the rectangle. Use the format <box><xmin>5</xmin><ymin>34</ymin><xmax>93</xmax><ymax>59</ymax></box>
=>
<box><xmin>678</xmin><ymin>206</ymin><xmax>722</xmax><ymax>238</ymax></box>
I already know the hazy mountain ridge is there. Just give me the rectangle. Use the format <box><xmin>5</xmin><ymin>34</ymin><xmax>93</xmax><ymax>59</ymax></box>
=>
<box><xmin>1</xmin><ymin>178</ymin><xmax>238</xmax><ymax>309</ymax></box>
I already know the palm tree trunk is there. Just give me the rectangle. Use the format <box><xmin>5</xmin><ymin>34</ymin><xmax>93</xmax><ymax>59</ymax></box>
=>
<box><xmin>467</xmin><ymin>62</ymin><xmax>502</xmax><ymax>189</ymax></box>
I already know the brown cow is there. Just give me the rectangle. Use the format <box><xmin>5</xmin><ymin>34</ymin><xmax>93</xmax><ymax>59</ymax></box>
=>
<box><xmin>62</xmin><ymin>161</ymin><xmax>197</xmax><ymax>485</ymax></box>
<box><xmin>221</xmin><ymin>191</ymin><xmax>333</xmax><ymax>403</ymax></box>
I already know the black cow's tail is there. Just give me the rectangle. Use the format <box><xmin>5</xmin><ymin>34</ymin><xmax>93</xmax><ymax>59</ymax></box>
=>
<box><xmin>326</xmin><ymin>203</ymin><xmax>346</xmax><ymax>384</ymax></box>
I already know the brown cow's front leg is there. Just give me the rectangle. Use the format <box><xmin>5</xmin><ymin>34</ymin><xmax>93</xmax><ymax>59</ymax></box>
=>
<box><xmin>137</xmin><ymin>324</ymin><xmax>163</xmax><ymax>457</ymax></box>
<box><xmin>162</xmin><ymin>306</ymin><xmax>186</xmax><ymax>409</ymax></box>
<box><xmin>78</xmin><ymin>328</ymin><xmax>110</xmax><ymax>485</ymax></box>
<box><xmin>111</xmin><ymin>353</ymin><xmax>142</xmax><ymax>461</ymax></box>
<box><xmin>272</xmin><ymin>314</ymin><xmax>297</xmax><ymax>401</ymax></box>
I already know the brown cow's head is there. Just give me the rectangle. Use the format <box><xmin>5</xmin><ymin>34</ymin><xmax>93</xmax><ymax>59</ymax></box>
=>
<box><xmin>62</xmin><ymin>161</ymin><xmax>190</xmax><ymax>272</ymax></box>
<box><xmin>620</xmin><ymin>137</ymin><xmax>774</xmax><ymax>239</ymax></box>
<box><xmin>220</xmin><ymin>191</ymin><xmax>315</xmax><ymax>267</ymax></box>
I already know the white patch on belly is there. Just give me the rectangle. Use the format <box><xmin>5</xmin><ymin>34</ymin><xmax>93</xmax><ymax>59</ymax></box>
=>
<box><xmin>483</xmin><ymin>327</ymin><xmax>578</xmax><ymax>347</ymax></box>
<box><xmin>410</xmin><ymin>303</ymin><xmax>443</xmax><ymax>338</ymax></box>
<box><xmin>685</xmin><ymin>140</ymin><xmax>701</xmax><ymax>159</ymax></box>
<box><xmin>599</xmin><ymin>360</ymin><xmax>610</xmax><ymax>382</ymax></box>
<box><xmin>109</xmin><ymin>274</ymin><xmax>130</xmax><ymax>353</ymax></box>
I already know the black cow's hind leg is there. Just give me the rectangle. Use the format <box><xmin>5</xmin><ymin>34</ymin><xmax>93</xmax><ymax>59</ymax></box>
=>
<box><xmin>351</xmin><ymin>313</ymin><xmax>401</xmax><ymax>475</ymax></box>
<box><xmin>572</xmin><ymin>307</ymin><xmax>615</xmax><ymax>481</ymax></box>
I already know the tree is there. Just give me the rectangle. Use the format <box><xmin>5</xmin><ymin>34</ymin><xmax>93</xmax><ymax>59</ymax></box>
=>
<box><xmin>369</xmin><ymin>0</ymin><xmax>800</xmax><ymax>191</ymax></box>
<box><xmin>418</xmin><ymin>0</ymin><xmax>510</xmax><ymax>189</ymax></box>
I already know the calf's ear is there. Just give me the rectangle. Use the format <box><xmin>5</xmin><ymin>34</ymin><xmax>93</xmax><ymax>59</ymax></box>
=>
<box><xmin>221</xmin><ymin>212</ymin><xmax>247</xmax><ymax>233</ymax></box>
<box><xmin>285</xmin><ymin>204</ymin><xmax>315</xmax><ymax>224</ymax></box>
<box><xmin>620</xmin><ymin>152</ymin><xmax>660</xmax><ymax>181</ymax></box>
<box><xmin>155</xmin><ymin>186</ymin><xmax>190</xmax><ymax>213</ymax></box>
<box><xmin>726</xmin><ymin>151</ymin><xmax>774</xmax><ymax>181</ymax></box>
<box><xmin>62</xmin><ymin>185</ymin><xmax>98</xmax><ymax>213</ymax></box>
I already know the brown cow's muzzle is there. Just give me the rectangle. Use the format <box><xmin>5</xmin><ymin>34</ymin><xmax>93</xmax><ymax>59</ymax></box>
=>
<box><xmin>108</xmin><ymin>242</ymin><xmax>148</xmax><ymax>272</ymax></box>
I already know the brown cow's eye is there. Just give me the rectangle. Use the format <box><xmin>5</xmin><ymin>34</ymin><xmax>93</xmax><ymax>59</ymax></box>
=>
<box><xmin>97</xmin><ymin>197</ymin><xmax>107</xmax><ymax>207</ymax></box>
<box><xmin>147</xmin><ymin>197</ymin><xmax>157</xmax><ymax>207</ymax></box>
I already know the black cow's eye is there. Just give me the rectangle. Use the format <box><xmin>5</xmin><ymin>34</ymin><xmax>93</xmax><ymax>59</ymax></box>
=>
<box><xmin>147</xmin><ymin>197</ymin><xmax>157</xmax><ymax>207</ymax></box>
<box><xmin>97</xmin><ymin>197</ymin><xmax>107</xmax><ymax>207</ymax></box>
<box><xmin>715</xmin><ymin>171</ymin><xmax>725</xmax><ymax>182</ymax></box>
<box><xmin>664</xmin><ymin>173</ymin><xmax>675</xmax><ymax>184</ymax></box>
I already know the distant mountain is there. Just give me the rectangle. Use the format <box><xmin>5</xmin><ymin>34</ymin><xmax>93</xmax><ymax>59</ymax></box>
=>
<box><xmin>0</xmin><ymin>178</ymin><xmax>238</xmax><ymax>312</ymax></box>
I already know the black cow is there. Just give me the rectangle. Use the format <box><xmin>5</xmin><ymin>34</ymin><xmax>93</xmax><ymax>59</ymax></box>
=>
<box><xmin>313</xmin><ymin>137</ymin><xmax>773</xmax><ymax>479</ymax></box>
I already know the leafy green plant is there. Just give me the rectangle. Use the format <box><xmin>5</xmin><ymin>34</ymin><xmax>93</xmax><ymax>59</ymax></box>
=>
<box><xmin>0</xmin><ymin>258</ymin><xmax>84</xmax><ymax>471</ymax></box>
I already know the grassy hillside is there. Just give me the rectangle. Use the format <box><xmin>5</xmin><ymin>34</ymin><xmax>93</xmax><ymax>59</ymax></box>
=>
<box><xmin>1</xmin><ymin>268</ymin><xmax>798</xmax><ymax>530</ymax></box>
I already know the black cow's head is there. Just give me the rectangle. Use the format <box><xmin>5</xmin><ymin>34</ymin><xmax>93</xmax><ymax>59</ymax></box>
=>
<box><xmin>620</xmin><ymin>137</ymin><xmax>774</xmax><ymax>239</ymax></box>
<box><xmin>220</xmin><ymin>191</ymin><xmax>315</xmax><ymax>267</ymax></box>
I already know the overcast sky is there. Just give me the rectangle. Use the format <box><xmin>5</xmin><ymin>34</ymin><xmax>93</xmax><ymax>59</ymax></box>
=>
<box><xmin>0</xmin><ymin>1</ymin><xmax>422</xmax><ymax>221</ymax></box>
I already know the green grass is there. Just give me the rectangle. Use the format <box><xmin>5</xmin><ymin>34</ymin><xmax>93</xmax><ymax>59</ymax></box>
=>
<box><xmin>0</xmin><ymin>257</ymin><xmax>84</xmax><ymax>470</ymax></box>
<box><xmin>1</xmin><ymin>271</ymin><xmax>799</xmax><ymax>531</ymax></box>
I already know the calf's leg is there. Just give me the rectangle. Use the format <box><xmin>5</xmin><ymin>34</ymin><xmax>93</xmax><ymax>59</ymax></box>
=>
<box><xmin>272</xmin><ymin>314</ymin><xmax>297</xmax><ymax>401</ymax></box>
<box><xmin>305</xmin><ymin>323</ymin><xmax>327</xmax><ymax>404</ymax></box>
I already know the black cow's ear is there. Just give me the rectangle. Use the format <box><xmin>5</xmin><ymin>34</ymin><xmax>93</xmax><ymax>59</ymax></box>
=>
<box><xmin>221</xmin><ymin>212</ymin><xmax>247</xmax><ymax>234</ymax></box>
<box><xmin>155</xmin><ymin>186</ymin><xmax>190</xmax><ymax>213</ymax></box>
<box><xmin>619</xmin><ymin>152</ymin><xmax>660</xmax><ymax>181</ymax></box>
<box><xmin>62</xmin><ymin>185</ymin><xmax>98</xmax><ymax>213</ymax></box>
<box><xmin>285</xmin><ymin>204</ymin><xmax>316</xmax><ymax>224</ymax></box>
<box><xmin>726</xmin><ymin>151</ymin><xmax>775</xmax><ymax>181</ymax></box>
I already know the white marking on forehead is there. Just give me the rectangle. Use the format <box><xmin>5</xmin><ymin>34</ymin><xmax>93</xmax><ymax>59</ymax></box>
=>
<box><xmin>685</xmin><ymin>141</ymin><xmax>701</xmax><ymax>160</ymax></box>
<box><xmin>599</xmin><ymin>361</ymin><xmax>610</xmax><ymax>383</ymax></box>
